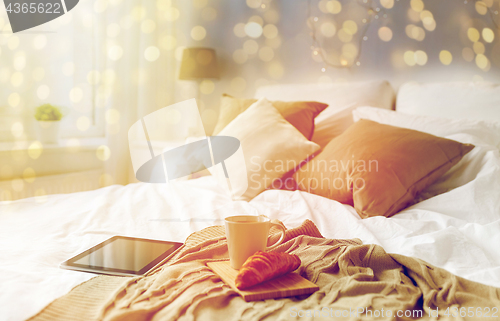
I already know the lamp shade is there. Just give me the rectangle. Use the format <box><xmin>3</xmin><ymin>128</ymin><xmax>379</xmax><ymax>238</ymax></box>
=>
<box><xmin>179</xmin><ymin>47</ymin><xmax>219</xmax><ymax>80</ymax></box>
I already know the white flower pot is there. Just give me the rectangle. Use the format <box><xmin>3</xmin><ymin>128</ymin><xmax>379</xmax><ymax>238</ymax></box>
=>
<box><xmin>36</xmin><ymin>121</ymin><xmax>60</xmax><ymax>144</ymax></box>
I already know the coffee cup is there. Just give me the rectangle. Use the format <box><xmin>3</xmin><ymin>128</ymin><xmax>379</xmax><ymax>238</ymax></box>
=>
<box><xmin>224</xmin><ymin>215</ymin><xmax>286</xmax><ymax>269</ymax></box>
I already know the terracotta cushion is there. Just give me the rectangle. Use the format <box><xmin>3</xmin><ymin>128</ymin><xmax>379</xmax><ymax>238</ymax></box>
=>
<box><xmin>293</xmin><ymin>119</ymin><xmax>475</xmax><ymax>218</ymax></box>
<box><xmin>212</xmin><ymin>94</ymin><xmax>328</xmax><ymax>140</ymax></box>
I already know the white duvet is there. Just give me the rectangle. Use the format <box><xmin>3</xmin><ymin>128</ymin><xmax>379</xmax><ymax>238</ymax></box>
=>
<box><xmin>1</xmin><ymin>118</ymin><xmax>500</xmax><ymax>321</ymax></box>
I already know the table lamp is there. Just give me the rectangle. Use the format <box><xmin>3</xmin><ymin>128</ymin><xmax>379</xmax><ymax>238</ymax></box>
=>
<box><xmin>179</xmin><ymin>47</ymin><xmax>219</xmax><ymax>81</ymax></box>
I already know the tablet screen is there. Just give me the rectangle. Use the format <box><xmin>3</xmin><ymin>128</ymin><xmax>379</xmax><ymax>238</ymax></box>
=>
<box><xmin>62</xmin><ymin>236</ymin><xmax>183</xmax><ymax>276</ymax></box>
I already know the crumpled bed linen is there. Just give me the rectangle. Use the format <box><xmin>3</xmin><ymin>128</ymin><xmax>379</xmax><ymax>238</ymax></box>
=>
<box><xmin>30</xmin><ymin>220</ymin><xmax>500</xmax><ymax>321</ymax></box>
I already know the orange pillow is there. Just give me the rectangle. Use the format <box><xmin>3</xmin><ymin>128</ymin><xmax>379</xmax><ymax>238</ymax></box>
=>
<box><xmin>293</xmin><ymin>119</ymin><xmax>474</xmax><ymax>218</ymax></box>
<box><xmin>212</xmin><ymin>94</ymin><xmax>327</xmax><ymax>140</ymax></box>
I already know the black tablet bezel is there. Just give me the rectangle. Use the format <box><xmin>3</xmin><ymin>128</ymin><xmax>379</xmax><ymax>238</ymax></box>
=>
<box><xmin>61</xmin><ymin>236</ymin><xmax>183</xmax><ymax>276</ymax></box>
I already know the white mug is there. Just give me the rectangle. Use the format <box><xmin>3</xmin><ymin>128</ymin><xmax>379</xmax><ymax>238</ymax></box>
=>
<box><xmin>225</xmin><ymin>215</ymin><xmax>286</xmax><ymax>270</ymax></box>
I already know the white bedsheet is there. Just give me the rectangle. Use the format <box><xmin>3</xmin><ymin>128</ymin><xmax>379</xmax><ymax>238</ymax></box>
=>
<box><xmin>1</xmin><ymin>135</ymin><xmax>500</xmax><ymax>320</ymax></box>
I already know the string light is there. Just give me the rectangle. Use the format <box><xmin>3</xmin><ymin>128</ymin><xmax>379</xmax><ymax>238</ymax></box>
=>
<box><xmin>467</xmin><ymin>0</ymin><xmax>499</xmax><ymax>29</ymax></box>
<box><xmin>307</xmin><ymin>0</ymin><xmax>390</xmax><ymax>69</ymax></box>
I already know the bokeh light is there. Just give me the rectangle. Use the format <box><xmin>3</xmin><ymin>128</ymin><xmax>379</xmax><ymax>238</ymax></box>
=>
<box><xmin>246</xmin><ymin>0</ymin><xmax>262</xmax><ymax>9</ymax></box>
<box><xmin>467</xmin><ymin>28</ymin><xmax>480</xmax><ymax>42</ymax></box>
<box><xmin>475</xmin><ymin>1</ymin><xmax>488</xmax><ymax>15</ymax></box>
<box><xmin>87</xmin><ymin>70</ymin><xmax>101</xmax><ymax>85</ymax></box>
<box><xmin>343</xmin><ymin>20</ymin><xmax>358</xmax><ymax>35</ymax></box>
<box><xmin>164</xmin><ymin>7</ymin><xmax>180</xmax><ymax>21</ymax></box>
<box><xmin>245</xmin><ymin>22</ymin><xmax>263</xmax><ymax>38</ymax></box>
<box><xmin>263</xmin><ymin>24</ymin><xmax>278</xmax><ymax>39</ymax></box>
<box><xmin>404</xmin><ymin>51</ymin><xmax>416</xmax><ymax>66</ymax></box>
<box><xmin>410</xmin><ymin>0</ymin><xmax>424</xmax><ymax>12</ymax></box>
<box><xmin>144</xmin><ymin>46</ymin><xmax>160</xmax><ymax>61</ymax></box>
<box><xmin>28</xmin><ymin>141</ymin><xmax>43</xmax><ymax>159</ymax></box>
<box><xmin>8</xmin><ymin>93</ymin><xmax>20</xmax><ymax>107</ymax></box>
<box><xmin>380</xmin><ymin>0</ymin><xmax>394</xmax><ymax>9</ymax></box>
<box><xmin>406</xmin><ymin>24</ymin><xmax>425</xmax><ymax>41</ymax></box>
<box><xmin>69</xmin><ymin>87</ymin><xmax>83</xmax><ymax>103</ymax></box>
<box><xmin>378</xmin><ymin>27</ymin><xmax>393</xmax><ymax>42</ymax></box>
<box><xmin>191</xmin><ymin>26</ymin><xmax>207</xmax><ymax>41</ymax></box>
<box><xmin>407</xmin><ymin>9</ymin><xmax>421</xmax><ymax>22</ymax></box>
<box><xmin>105</xmin><ymin>109</ymin><xmax>120</xmax><ymax>124</ymax></box>
<box><xmin>327</xmin><ymin>0</ymin><xmax>342</xmax><ymax>13</ymax></box>
<box><xmin>475</xmin><ymin>54</ymin><xmax>489</xmax><ymax>70</ymax></box>
<box><xmin>320</xmin><ymin>22</ymin><xmax>337</xmax><ymax>38</ymax></box>
<box><xmin>233</xmin><ymin>23</ymin><xmax>246</xmax><ymax>38</ymax></box>
<box><xmin>199</xmin><ymin>79</ymin><xmax>215</xmax><ymax>95</ymax></box>
<box><xmin>268</xmin><ymin>62</ymin><xmax>284</xmax><ymax>79</ymax></box>
<box><xmin>439</xmin><ymin>50</ymin><xmax>453</xmax><ymax>65</ymax></box>
<box><xmin>96</xmin><ymin>145</ymin><xmax>111</xmax><ymax>161</ymax></box>
<box><xmin>108</xmin><ymin>45</ymin><xmax>124</xmax><ymax>61</ymax></box>
<box><xmin>10</xmin><ymin>72</ymin><xmax>23</xmax><ymax>87</ymax></box>
<box><xmin>248</xmin><ymin>15</ymin><xmax>264</xmax><ymax>26</ymax></box>
<box><xmin>473</xmin><ymin>42</ymin><xmax>485</xmax><ymax>55</ymax></box>
<box><xmin>11</xmin><ymin>122</ymin><xmax>24</xmax><ymax>137</ymax></box>
<box><xmin>482</xmin><ymin>28</ymin><xmax>495</xmax><ymax>43</ymax></box>
<box><xmin>414</xmin><ymin>50</ymin><xmax>428</xmax><ymax>66</ymax></box>
<box><xmin>193</xmin><ymin>0</ymin><xmax>207</xmax><ymax>9</ymax></box>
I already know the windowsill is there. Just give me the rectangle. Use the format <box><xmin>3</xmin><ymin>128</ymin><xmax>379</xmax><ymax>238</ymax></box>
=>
<box><xmin>0</xmin><ymin>137</ymin><xmax>107</xmax><ymax>153</ymax></box>
<box><xmin>0</xmin><ymin>137</ymin><xmax>107</xmax><ymax>181</ymax></box>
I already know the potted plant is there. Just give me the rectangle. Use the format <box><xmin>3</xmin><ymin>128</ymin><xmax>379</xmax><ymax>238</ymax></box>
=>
<box><xmin>34</xmin><ymin>104</ymin><xmax>64</xmax><ymax>144</ymax></box>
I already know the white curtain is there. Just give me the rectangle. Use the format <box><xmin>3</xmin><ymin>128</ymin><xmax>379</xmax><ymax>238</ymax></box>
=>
<box><xmin>89</xmin><ymin>0</ymin><xmax>183</xmax><ymax>185</ymax></box>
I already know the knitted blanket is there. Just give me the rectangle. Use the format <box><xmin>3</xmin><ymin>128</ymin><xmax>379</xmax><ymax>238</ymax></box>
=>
<box><xmin>30</xmin><ymin>220</ymin><xmax>500</xmax><ymax>321</ymax></box>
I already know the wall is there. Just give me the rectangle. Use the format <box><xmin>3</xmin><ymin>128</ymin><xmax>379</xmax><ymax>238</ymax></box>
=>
<box><xmin>173</xmin><ymin>0</ymin><xmax>500</xmax><ymax>134</ymax></box>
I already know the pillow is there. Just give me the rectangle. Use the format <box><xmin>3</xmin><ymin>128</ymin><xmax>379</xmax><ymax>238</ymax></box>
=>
<box><xmin>212</xmin><ymin>94</ymin><xmax>327</xmax><ymax>140</ymax></box>
<box><xmin>396</xmin><ymin>82</ymin><xmax>500</xmax><ymax>122</ymax></box>
<box><xmin>293</xmin><ymin>119</ymin><xmax>474</xmax><ymax>218</ymax></box>
<box><xmin>353</xmin><ymin>106</ymin><xmax>500</xmax><ymax>149</ymax></box>
<box><xmin>213</xmin><ymin>98</ymin><xmax>320</xmax><ymax>201</ymax></box>
<box><xmin>255</xmin><ymin>80</ymin><xmax>395</xmax><ymax>147</ymax></box>
<box><xmin>352</xmin><ymin>107</ymin><xmax>500</xmax><ymax>203</ymax></box>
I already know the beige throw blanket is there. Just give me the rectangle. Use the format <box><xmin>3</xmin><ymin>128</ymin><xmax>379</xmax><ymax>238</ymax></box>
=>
<box><xmin>31</xmin><ymin>220</ymin><xmax>500</xmax><ymax>321</ymax></box>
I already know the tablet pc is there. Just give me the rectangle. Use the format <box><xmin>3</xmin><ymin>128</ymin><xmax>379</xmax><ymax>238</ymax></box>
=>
<box><xmin>60</xmin><ymin>236</ymin><xmax>183</xmax><ymax>277</ymax></box>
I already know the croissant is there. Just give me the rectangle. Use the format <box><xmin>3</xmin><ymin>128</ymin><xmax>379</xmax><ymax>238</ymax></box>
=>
<box><xmin>235</xmin><ymin>251</ymin><xmax>301</xmax><ymax>290</ymax></box>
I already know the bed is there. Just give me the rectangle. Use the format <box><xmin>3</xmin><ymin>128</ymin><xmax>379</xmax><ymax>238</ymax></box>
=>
<box><xmin>1</xmin><ymin>80</ymin><xmax>500</xmax><ymax>320</ymax></box>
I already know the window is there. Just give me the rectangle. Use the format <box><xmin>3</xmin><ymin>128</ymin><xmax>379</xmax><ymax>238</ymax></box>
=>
<box><xmin>0</xmin><ymin>3</ymin><xmax>105</xmax><ymax>143</ymax></box>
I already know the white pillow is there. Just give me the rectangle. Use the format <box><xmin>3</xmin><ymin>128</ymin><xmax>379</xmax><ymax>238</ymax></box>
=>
<box><xmin>353</xmin><ymin>106</ymin><xmax>500</xmax><ymax>148</ymax></box>
<box><xmin>255</xmin><ymin>80</ymin><xmax>395</xmax><ymax>147</ymax></box>
<box><xmin>214</xmin><ymin>98</ymin><xmax>319</xmax><ymax>201</ymax></box>
<box><xmin>396</xmin><ymin>82</ymin><xmax>500</xmax><ymax>122</ymax></box>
